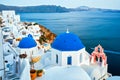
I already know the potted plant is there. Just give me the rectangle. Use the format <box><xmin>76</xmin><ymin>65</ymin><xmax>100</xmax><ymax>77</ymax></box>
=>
<box><xmin>37</xmin><ymin>69</ymin><xmax>44</xmax><ymax>77</ymax></box>
<box><xmin>30</xmin><ymin>69</ymin><xmax>37</xmax><ymax>80</ymax></box>
<box><xmin>30</xmin><ymin>56</ymin><xmax>41</xmax><ymax>69</ymax></box>
<box><xmin>19</xmin><ymin>53</ymin><xmax>27</xmax><ymax>59</ymax></box>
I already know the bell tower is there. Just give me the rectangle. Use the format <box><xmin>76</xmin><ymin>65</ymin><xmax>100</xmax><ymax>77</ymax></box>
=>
<box><xmin>90</xmin><ymin>45</ymin><xmax>107</xmax><ymax>67</ymax></box>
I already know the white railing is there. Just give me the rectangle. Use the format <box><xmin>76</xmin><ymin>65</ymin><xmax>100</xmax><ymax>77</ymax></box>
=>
<box><xmin>7</xmin><ymin>43</ymin><xmax>19</xmax><ymax>56</ymax></box>
<box><xmin>19</xmin><ymin>59</ymin><xmax>31</xmax><ymax>80</ymax></box>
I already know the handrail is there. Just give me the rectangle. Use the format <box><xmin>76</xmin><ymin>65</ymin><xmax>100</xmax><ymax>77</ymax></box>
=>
<box><xmin>19</xmin><ymin>59</ymin><xmax>31</xmax><ymax>80</ymax></box>
<box><xmin>7</xmin><ymin>43</ymin><xmax>19</xmax><ymax>56</ymax></box>
<box><xmin>98</xmin><ymin>73</ymin><xmax>107</xmax><ymax>80</ymax></box>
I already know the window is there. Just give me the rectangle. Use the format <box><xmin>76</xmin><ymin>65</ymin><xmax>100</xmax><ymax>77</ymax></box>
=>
<box><xmin>67</xmin><ymin>56</ymin><xmax>72</xmax><ymax>65</ymax></box>
<box><xmin>80</xmin><ymin>54</ymin><xmax>82</xmax><ymax>63</ymax></box>
<box><xmin>56</xmin><ymin>54</ymin><xmax>58</xmax><ymax>64</ymax></box>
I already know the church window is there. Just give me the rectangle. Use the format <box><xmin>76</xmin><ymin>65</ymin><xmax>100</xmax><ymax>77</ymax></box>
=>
<box><xmin>56</xmin><ymin>54</ymin><xmax>58</xmax><ymax>64</ymax></box>
<box><xmin>80</xmin><ymin>54</ymin><xmax>82</xmax><ymax>63</ymax></box>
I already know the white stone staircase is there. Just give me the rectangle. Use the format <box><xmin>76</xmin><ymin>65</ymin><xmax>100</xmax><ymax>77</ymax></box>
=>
<box><xmin>4</xmin><ymin>71</ymin><xmax>20</xmax><ymax>80</ymax></box>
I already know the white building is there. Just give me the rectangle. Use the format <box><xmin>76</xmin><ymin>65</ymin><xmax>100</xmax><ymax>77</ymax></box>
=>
<box><xmin>1</xmin><ymin>10</ymin><xmax>20</xmax><ymax>40</ymax></box>
<box><xmin>41</xmin><ymin>30</ymin><xmax>109</xmax><ymax>80</ymax></box>
<box><xmin>51</xmin><ymin>31</ymin><xmax>90</xmax><ymax>66</ymax></box>
<box><xmin>18</xmin><ymin>34</ymin><xmax>38</xmax><ymax>59</ymax></box>
<box><xmin>2</xmin><ymin>10</ymin><xmax>20</xmax><ymax>26</ymax></box>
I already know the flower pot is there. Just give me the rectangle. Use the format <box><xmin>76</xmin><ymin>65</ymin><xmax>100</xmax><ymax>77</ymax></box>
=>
<box><xmin>16</xmin><ymin>38</ymin><xmax>21</xmax><ymax>41</ymax></box>
<box><xmin>37</xmin><ymin>69</ymin><xmax>43</xmax><ymax>77</ymax></box>
<box><xmin>30</xmin><ymin>69</ymin><xmax>37</xmax><ymax>80</ymax></box>
<box><xmin>37</xmin><ymin>72</ymin><xmax>43</xmax><ymax>77</ymax></box>
<box><xmin>19</xmin><ymin>54</ymin><xmax>27</xmax><ymax>59</ymax></box>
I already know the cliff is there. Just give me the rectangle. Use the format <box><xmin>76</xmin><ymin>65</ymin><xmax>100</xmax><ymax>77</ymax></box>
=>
<box><xmin>23</xmin><ymin>22</ymin><xmax>56</xmax><ymax>44</ymax></box>
<box><xmin>0</xmin><ymin>4</ymin><xmax>120</xmax><ymax>13</ymax></box>
<box><xmin>0</xmin><ymin>4</ymin><xmax>69</xmax><ymax>13</ymax></box>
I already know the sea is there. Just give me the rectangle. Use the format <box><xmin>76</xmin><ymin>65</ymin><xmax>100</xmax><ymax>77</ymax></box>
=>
<box><xmin>18</xmin><ymin>11</ymin><xmax>120</xmax><ymax>75</ymax></box>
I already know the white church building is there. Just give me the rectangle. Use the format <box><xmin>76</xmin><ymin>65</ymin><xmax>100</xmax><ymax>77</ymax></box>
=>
<box><xmin>51</xmin><ymin>31</ymin><xmax>90</xmax><ymax>66</ymax></box>
<box><xmin>41</xmin><ymin>30</ymin><xmax>109</xmax><ymax>80</ymax></box>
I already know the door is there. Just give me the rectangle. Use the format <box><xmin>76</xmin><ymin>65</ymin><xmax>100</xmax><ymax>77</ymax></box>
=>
<box><xmin>67</xmin><ymin>56</ymin><xmax>72</xmax><ymax>65</ymax></box>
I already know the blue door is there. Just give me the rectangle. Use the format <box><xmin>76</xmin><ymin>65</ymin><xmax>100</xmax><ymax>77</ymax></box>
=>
<box><xmin>67</xmin><ymin>56</ymin><xmax>72</xmax><ymax>65</ymax></box>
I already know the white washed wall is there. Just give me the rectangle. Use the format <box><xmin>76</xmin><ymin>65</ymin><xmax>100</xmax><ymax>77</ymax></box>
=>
<box><xmin>0</xmin><ymin>29</ymin><xmax>4</xmax><ymax>79</ymax></box>
<box><xmin>20</xmin><ymin>59</ymin><xmax>31</xmax><ymax>80</ymax></box>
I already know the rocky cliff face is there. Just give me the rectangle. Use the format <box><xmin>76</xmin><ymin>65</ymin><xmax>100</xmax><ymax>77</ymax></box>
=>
<box><xmin>0</xmin><ymin>17</ymin><xmax>3</xmax><ymax>27</ymax></box>
<box><xmin>23</xmin><ymin>22</ymin><xmax>56</xmax><ymax>44</ymax></box>
<box><xmin>39</xmin><ymin>24</ymin><xmax>56</xmax><ymax>44</ymax></box>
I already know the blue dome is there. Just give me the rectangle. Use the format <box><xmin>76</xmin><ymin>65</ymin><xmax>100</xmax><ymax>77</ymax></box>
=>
<box><xmin>18</xmin><ymin>34</ymin><xmax>37</xmax><ymax>48</ymax></box>
<box><xmin>52</xmin><ymin>32</ymin><xmax>84</xmax><ymax>51</ymax></box>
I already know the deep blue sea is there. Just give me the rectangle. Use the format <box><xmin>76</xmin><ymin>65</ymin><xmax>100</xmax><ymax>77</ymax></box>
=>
<box><xmin>18</xmin><ymin>11</ymin><xmax>120</xmax><ymax>75</ymax></box>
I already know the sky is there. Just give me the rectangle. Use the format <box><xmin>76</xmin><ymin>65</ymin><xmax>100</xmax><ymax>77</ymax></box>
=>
<box><xmin>0</xmin><ymin>0</ymin><xmax>120</xmax><ymax>10</ymax></box>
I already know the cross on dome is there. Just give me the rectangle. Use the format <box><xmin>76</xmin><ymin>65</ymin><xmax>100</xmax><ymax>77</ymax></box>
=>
<box><xmin>66</xmin><ymin>28</ymin><xmax>69</xmax><ymax>33</ymax></box>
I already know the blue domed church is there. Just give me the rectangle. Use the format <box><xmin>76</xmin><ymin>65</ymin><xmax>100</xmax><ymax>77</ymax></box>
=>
<box><xmin>51</xmin><ymin>31</ymin><xmax>90</xmax><ymax>66</ymax></box>
<box><xmin>43</xmin><ymin>30</ymin><xmax>109</xmax><ymax>80</ymax></box>
<box><xmin>18</xmin><ymin>34</ymin><xmax>38</xmax><ymax>59</ymax></box>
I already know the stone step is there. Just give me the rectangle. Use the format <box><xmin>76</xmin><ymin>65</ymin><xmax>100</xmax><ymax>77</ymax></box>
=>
<box><xmin>9</xmin><ymin>77</ymin><xmax>20</xmax><ymax>80</ymax></box>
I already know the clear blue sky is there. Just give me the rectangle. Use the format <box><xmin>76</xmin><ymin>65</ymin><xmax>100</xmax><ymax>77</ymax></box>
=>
<box><xmin>0</xmin><ymin>0</ymin><xmax>120</xmax><ymax>10</ymax></box>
